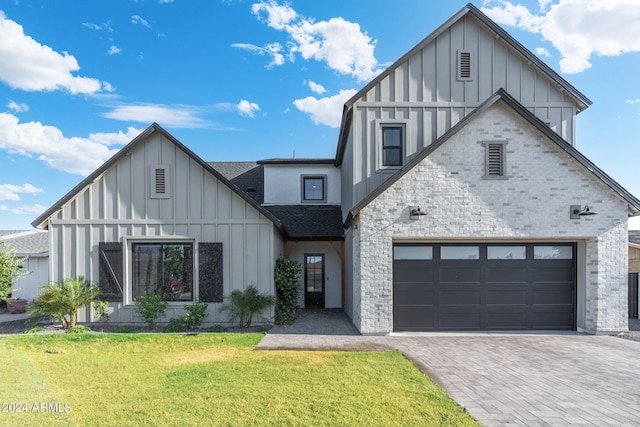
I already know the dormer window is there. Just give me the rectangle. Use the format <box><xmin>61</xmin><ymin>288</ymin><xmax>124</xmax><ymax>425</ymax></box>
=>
<box><xmin>302</xmin><ymin>175</ymin><xmax>326</xmax><ymax>203</ymax></box>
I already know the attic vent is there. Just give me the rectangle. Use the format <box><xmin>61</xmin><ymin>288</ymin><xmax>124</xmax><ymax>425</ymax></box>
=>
<box><xmin>483</xmin><ymin>142</ymin><xmax>506</xmax><ymax>179</ymax></box>
<box><xmin>155</xmin><ymin>168</ymin><xmax>166</xmax><ymax>194</ymax></box>
<box><xmin>457</xmin><ymin>50</ymin><xmax>472</xmax><ymax>80</ymax></box>
<box><xmin>150</xmin><ymin>164</ymin><xmax>171</xmax><ymax>199</ymax></box>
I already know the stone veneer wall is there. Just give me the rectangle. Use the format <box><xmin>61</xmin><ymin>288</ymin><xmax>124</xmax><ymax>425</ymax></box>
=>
<box><xmin>350</xmin><ymin>101</ymin><xmax>629</xmax><ymax>334</ymax></box>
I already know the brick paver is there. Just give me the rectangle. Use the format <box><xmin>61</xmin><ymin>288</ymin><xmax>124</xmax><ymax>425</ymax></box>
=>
<box><xmin>257</xmin><ymin>311</ymin><xmax>640</xmax><ymax>426</ymax></box>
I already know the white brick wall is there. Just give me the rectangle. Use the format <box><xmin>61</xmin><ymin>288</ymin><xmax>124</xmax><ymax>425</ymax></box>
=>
<box><xmin>350</xmin><ymin>100</ymin><xmax>630</xmax><ymax>334</ymax></box>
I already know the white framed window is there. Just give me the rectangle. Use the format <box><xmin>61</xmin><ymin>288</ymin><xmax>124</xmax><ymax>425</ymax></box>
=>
<box><xmin>376</xmin><ymin>120</ymin><xmax>408</xmax><ymax>170</ymax></box>
<box><xmin>150</xmin><ymin>164</ymin><xmax>171</xmax><ymax>199</ymax></box>
<box><xmin>301</xmin><ymin>175</ymin><xmax>327</xmax><ymax>203</ymax></box>
<box><xmin>482</xmin><ymin>141</ymin><xmax>507</xmax><ymax>179</ymax></box>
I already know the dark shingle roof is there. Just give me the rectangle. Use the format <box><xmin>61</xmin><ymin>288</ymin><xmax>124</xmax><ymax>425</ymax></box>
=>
<box><xmin>209</xmin><ymin>162</ymin><xmax>264</xmax><ymax>204</ymax></box>
<box><xmin>0</xmin><ymin>230</ymin><xmax>48</xmax><ymax>256</ymax></box>
<box><xmin>263</xmin><ymin>205</ymin><xmax>344</xmax><ymax>239</ymax></box>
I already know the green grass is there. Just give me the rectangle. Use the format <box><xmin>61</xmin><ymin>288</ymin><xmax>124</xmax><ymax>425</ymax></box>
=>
<box><xmin>0</xmin><ymin>334</ymin><xmax>478</xmax><ymax>426</ymax></box>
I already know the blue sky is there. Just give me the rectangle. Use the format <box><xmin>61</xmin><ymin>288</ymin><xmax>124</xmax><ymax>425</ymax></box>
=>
<box><xmin>1</xmin><ymin>0</ymin><xmax>640</xmax><ymax>229</ymax></box>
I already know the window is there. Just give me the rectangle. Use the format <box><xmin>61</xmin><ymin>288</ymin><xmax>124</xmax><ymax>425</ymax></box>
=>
<box><xmin>132</xmin><ymin>242</ymin><xmax>193</xmax><ymax>301</ymax></box>
<box><xmin>483</xmin><ymin>141</ymin><xmax>506</xmax><ymax>179</ymax></box>
<box><xmin>302</xmin><ymin>175</ymin><xmax>326</xmax><ymax>202</ymax></box>
<box><xmin>394</xmin><ymin>246</ymin><xmax>433</xmax><ymax>260</ymax></box>
<box><xmin>382</xmin><ymin>126</ymin><xmax>403</xmax><ymax>167</ymax></box>
<box><xmin>457</xmin><ymin>50</ymin><xmax>472</xmax><ymax>80</ymax></box>
<box><xmin>441</xmin><ymin>246</ymin><xmax>479</xmax><ymax>260</ymax></box>
<box><xmin>487</xmin><ymin>246</ymin><xmax>526</xmax><ymax>260</ymax></box>
<box><xmin>150</xmin><ymin>164</ymin><xmax>171</xmax><ymax>199</ymax></box>
<box><xmin>534</xmin><ymin>246</ymin><xmax>573</xmax><ymax>260</ymax></box>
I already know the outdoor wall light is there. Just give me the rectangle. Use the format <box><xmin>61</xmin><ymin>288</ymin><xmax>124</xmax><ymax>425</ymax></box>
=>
<box><xmin>570</xmin><ymin>205</ymin><xmax>597</xmax><ymax>219</ymax></box>
<box><xmin>410</xmin><ymin>205</ymin><xmax>427</xmax><ymax>220</ymax></box>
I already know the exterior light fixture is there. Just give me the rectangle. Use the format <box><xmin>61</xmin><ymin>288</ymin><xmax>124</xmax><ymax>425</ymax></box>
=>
<box><xmin>570</xmin><ymin>205</ymin><xmax>597</xmax><ymax>219</ymax></box>
<box><xmin>410</xmin><ymin>206</ymin><xmax>427</xmax><ymax>220</ymax></box>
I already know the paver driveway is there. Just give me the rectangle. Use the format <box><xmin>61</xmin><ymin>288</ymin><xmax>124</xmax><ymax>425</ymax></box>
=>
<box><xmin>390</xmin><ymin>334</ymin><xmax>640</xmax><ymax>426</ymax></box>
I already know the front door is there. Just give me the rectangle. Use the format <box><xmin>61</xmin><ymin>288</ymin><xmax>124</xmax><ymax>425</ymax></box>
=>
<box><xmin>304</xmin><ymin>254</ymin><xmax>325</xmax><ymax>308</ymax></box>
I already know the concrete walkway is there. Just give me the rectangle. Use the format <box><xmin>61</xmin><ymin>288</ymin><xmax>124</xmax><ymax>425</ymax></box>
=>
<box><xmin>258</xmin><ymin>311</ymin><xmax>640</xmax><ymax>426</ymax></box>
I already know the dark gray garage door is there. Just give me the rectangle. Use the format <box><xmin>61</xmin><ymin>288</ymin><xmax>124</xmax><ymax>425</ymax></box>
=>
<box><xmin>393</xmin><ymin>243</ymin><xmax>576</xmax><ymax>331</ymax></box>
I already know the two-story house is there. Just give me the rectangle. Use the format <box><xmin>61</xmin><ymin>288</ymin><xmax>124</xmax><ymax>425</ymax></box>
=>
<box><xmin>32</xmin><ymin>3</ymin><xmax>640</xmax><ymax>334</ymax></box>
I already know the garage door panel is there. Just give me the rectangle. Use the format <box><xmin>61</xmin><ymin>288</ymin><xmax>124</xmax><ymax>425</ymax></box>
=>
<box><xmin>393</xmin><ymin>243</ymin><xmax>576</xmax><ymax>331</ymax></box>
<box><xmin>393</xmin><ymin>263</ymin><xmax>435</xmax><ymax>282</ymax></box>
<box><xmin>439</xmin><ymin>288</ymin><xmax>481</xmax><ymax>305</ymax></box>
<box><xmin>485</xmin><ymin>266</ymin><xmax>529</xmax><ymax>282</ymax></box>
<box><xmin>394</xmin><ymin>306</ymin><xmax>434</xmax><ymax>331</ymax></box>
<box><xmin>438</xmin><ymin>267</ymin><xmax>481</xmax><ymax>282</ymax></box>
<box><xmin>394</xmin><ymin>283</ymin><xmax>434</xmax><ymax>305</ymax></box>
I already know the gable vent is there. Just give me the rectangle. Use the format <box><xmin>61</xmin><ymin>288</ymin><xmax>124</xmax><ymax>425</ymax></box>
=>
<box><xmin>155</xmin><ymin>168</ymin><xmax>166</xmax><ymax>194</ymax></box>
<box><xmin>457</xmin><ymin>50</ymin><xmax>472</xmax><ymax>80</ymax></box>
<box><xmin>150</xmin><ymin>164</ymin><xmax>171</xmax><ymax>199</ymax></box>
<box><xmin>487</xmin><ymin>144</ymin><xmax>504</xmax><ymax>176</ymax></box>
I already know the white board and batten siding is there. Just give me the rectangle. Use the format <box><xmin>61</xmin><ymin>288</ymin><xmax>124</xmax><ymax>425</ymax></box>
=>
<box><xmin>346</xmin><ymin>14</ymin><xmax>580</xmax><ymax>210</ymax></box>
<box><xmin>45</xmin><ymin>131</ymin><xmax>281</xmax><ymax>324</ymax></box>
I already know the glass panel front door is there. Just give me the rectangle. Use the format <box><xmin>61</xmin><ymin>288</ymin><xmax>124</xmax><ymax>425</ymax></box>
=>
<box><xmin>304</xmin><ymin>254</ymin><xmax>325</xmax><ymax>308</ymax></box>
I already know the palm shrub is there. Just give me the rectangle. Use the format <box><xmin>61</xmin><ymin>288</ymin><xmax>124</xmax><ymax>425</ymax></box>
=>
<box><xmin>0</xmin><ymin>243</ymin><xmax>27</xmax><ymax>303</ymax></box>
<box><xmin>274</xmin><ymin>257</ymin><xmax>302</xmax><ymax>324</ymax></box>
<box><xmin>220</xmin><ymin>286</ymin><xmax>275</xmax><ymax>328</ymax></box>
<box><xmin>28</xmin><ymin>277</ymin><xmax>101</xmax><ymax>329</ymax></box>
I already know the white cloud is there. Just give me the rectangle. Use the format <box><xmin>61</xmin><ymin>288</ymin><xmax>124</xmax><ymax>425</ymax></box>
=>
<box><xmin>236</xmin><ymin>100</ymin><xmax>261</xmax><ymax>118</ymax></box>
<box><xmin>251</xmin><ymin>1</ymin><xmax>297</xmax><ymax>30</ymax></box>
<box><xmin>131</xmin><ymin>15</ymin><xmax>151</xmax><ymax>28</ymax></box>
<box><xmin>0</xmin><ymin>12</ymin><xmax>109</xmax><ymax>94</ymax></box>
<box><xmin>0</xmin><ymin>183</ymin><xmax>43</xmax><ymax>201</ymax></box>
<box><xmin>626</xmin><ymin>98</ymin><xmax>640</xmax><ymax>104</ymax></box>
<box><xmin>108</xmin><ymin>45</ymin><xmax>121</xmax><ymax>55</ymax></box>
<box><xmin>535</xmin><ymin>47</ymin><xmax>551</xmax><ymax>57</ymax></box>
<box><xmin>103</xmin><ymin>104</ymin><xmax>208</xmax><ymax>128</ymax></box>
<box><xmin>244</xmin><ymin>1</ymin><xmax>381</xmax><ymax>82</ymax></box>
<box><xmin>0</xmin><ymin>113</ymin><xmax>140</xmax><ymax>175</ymax></box>
<box><xmin>7</xmin><ymin>101</ymin><xmax>28</xmax><ymax>113</ymax></box>
<box><xmin>293</xmin><ymin>89</ymin><xmax>357</xmax><ymax>128</ymax></box>
<box><xmin>482</xmin><ymin>0</ymin><xmax>640</xmax><ymax>74</ymax></box>
<box><xmin>307</xmin><ymin>80</ymin><xmax>326</xmax><ymax>94</ymax></box>
<box><xmin>9</xmin><ymin>203</ymin><xmax>47</xmax><ymax>215</ymax></box>
<box><xmin>231</xmin><ymin>42</ymin><xmax>285</xmax><ymax>68</ymax></box>
<box><xmin>82</xmin><ymin>21</ymin><xmax>113</xmax><ymax>33</ymax></box>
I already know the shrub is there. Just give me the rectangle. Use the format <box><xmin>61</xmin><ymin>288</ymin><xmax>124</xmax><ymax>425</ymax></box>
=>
<box><xmin>93</xmin><ymin>300</ymin><xmax>110</xmax><ymax>324</ymax></box>
<box><xmin>116</xmin><ymin>325</ymin><xmax>136</xmax><ymax>333</ymax></box>
<box><xmin>28</xmin><ymin>277</ymin><xmax>101</xmax><ymax>329</ymax></box>
<box><xmin>23</xmin><ymin>326</ymin><xmax>44</xmax><ymax>334</ymax></box>
<box><xmin>0</xmin><ymin>243</ymin><xmax>27</xmax><ymax>303</ymax></box>
<box><xmin>274</xmin><ymin>257</ymin><xmax>302</xmax><ymax>325</ymax></box>
<box><xmin>134</xmin><ymin>292</ymin><xmax>167</xmax><ymax>328</ymax></box>
<box><xmin>183</xmin><ymin>300</ymin><xmax>208</xmax><ymax>329</ymax></box>
<box><xmin>220</xmin><ymin>286</ymin><xmax>275</xmax><ymax>328</ymax></box>
<box><xmin>165</xmin><ymin>317</ymin><xmax>188</xmax><ymax>333</ymax></box>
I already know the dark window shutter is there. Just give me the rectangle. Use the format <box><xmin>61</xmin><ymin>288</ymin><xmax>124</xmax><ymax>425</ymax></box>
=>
<box><xmin>99</xmin><ymin>242</ymin><xmax>124</xmax><ymax>302</ymax></box>
<box><xmin>199</xmin><ymin>242</ymin><xmax>223</xmax><ymax>303</ymax></box>
<box><xmin>487</xmin><ymin>143</ymin><xmax>504</xmax><ymax>176</ymax></box>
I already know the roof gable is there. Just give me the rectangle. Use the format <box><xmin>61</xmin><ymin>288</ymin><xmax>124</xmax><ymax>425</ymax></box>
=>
<box><xmin>335</xmin><ymin>2</ymin><xmax>592</xmax><ymax>166</ymax></box>
<box><xmin>32</xmin><ymin>123</ymin><xmax>286</xmax><ymax>235</ymax></box>
<box><xmin>345</xmin><ymin>89</ymin><xmax>640</xmax><ymax>226</ymax></box>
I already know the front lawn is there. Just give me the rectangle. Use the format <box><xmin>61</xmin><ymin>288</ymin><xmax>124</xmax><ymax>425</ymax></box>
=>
<box><xmin>0</xmin><ymin>333</ymin><xmax>478</xmax><ymax>426</ymax></box>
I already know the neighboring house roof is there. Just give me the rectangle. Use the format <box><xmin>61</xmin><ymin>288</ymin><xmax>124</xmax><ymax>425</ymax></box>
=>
<box><xmin>344</xmin><ymin>89</ymin><xmax>640</xmax><ymax>227</ymax></box>
<box><xmin>0</xmin><ymin>230</ymin><xmax>48</xmax><ymax>256</ymax></box>
<box><xmin>263</xmin><ymin>205</ymin><xmax>344</xmax><ymax>240</ymax></box>
<box><xmin>334</xmin><ymin>2</ymin><xmax>592</xmax><ymax>166</ymax></box>
<box><xmin>629</xmin><ymin>231</ymin><xmax>640</xmax><ymax>246</ymax></box>
<box><xmin>209</xmin><ymin>162</ymin><xmax>264</xmax><ymax>204</ymax></box>
<box><xmin>31</xmin><ymin>123</ymin><xmax>288</xmax><ymax>236</ymax></box>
